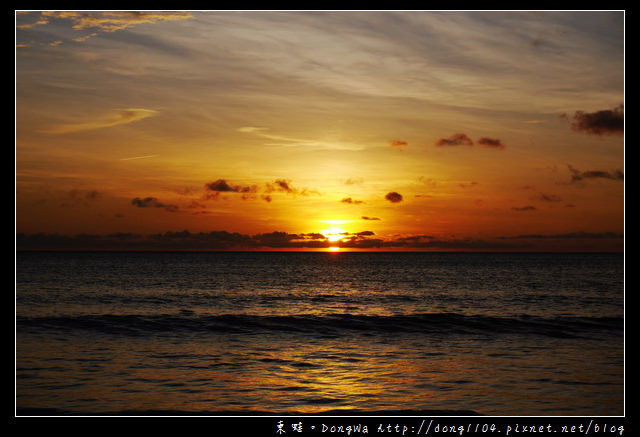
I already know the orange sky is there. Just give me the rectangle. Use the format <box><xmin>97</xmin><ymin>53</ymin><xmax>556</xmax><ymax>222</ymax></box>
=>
<box><xmin>16</xmin><ymin>11</ymin><xmax>624</xmax><ymax>251</ymax></box>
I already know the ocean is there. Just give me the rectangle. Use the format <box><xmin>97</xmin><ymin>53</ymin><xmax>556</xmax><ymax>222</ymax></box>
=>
<box><xmin>15</xmin><ymin>251</ymin><xmax>624</xmax><ymax>416</ymax></box>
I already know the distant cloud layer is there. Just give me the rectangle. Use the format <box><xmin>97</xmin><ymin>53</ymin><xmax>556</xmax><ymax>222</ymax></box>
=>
<box><xmin>16</xmin><ymin>228</ymin><xmax>623</xmax><ymax>251</ymax></box>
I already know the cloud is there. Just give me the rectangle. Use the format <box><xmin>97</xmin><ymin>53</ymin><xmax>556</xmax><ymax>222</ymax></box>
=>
<box><xmin>568</xmin><ymin>166</ymin><xmax>624</xmax><ymax>184</ymax></box>
<box><xmin>435</xmin><ymin>133</ymin><xmax>505</xmax><ymax>150</ymax></box>
<box><xmin>512</xmin><ymin>206</ymin><xmax>537</xmax><ymax>212</ymax></box>
<box><xmin>265</xmin><ymin>179</ymin><xmax>319</xmax><ymax>196</ymax></box>
<box><xmin>476</xmin><ymin>137</ymin><xmax>505</xmax><ymax>150</ymax></box>
<box><xmin>384</xmin><ymin>235</ymin><xmax>530</xmax><ymax>250</ymax></box>
<box><xmin>385</xmin><ymin>192</ymin><xmax>403</xmax><ymax>203</ymax></box>
<box><xmin>266</xmin><ymin>179</ymin><xmax>295</xmax><ymax>194</ymax></box>
<box><xmin>18</xmin><ymin>11</ymin><xmax>193</xmax><ymax>45</ymax></box>
<box><xmin>63</xmin><ymin>189</ymin><xmax>102</xmax><ymax>207</ymax></box>
<box><xmin>341</xmin><ymin>197</ymin><xmax>364</xmax><ymax>204</ymax></box>
<box><xmin>361</xmin><ymin>216</ymin><xmax>381</xmax><ymax>221</ymax></box>
<box><xmin>499</xmin><ymin>231</ymin><xmax>623</xmax><ymax>240</ymax></box>
<box><xmin>43</xmin><ymin>108</ymin><xmax>157</xmax><ymax>134</ymax></box>
<box><xmin>15</xmin><ymin>230</ymin><xmax>516</xmax><ymax>251</ymax></box>
<box><xmin>567</xmin><ymin>104</ymin><xmax>624</xmax><ymax>135</ymax></box>
<box><xmin>205</xmin><ymin>179</ymin><xmax>257</xmax><ymax>193</ymax></box>
<box><xmin>202</xmin><ymin>178</ymin><xmax>317</xmax><ymax>201</ymax></box>
<box><xmin>204</xmin><ymin>179</ymin><xmax>259</xmax><ymax>201</ymax></box>
<box><xmin>238</xmin><ymin>126</ymin><xmax>364</xmax><ymax>151</ymax></box>
<box><xmin>389</xmin><ymin>139</ymin><xmax>408</xmax><ymax>150</ymax></box>
<box><xmin>131</xmin><ymin>197</ymin><xmax>178</xmax><ymax>212</ymax></box>
<box><xmin>459</xmin><ymin>181</ymin><xmax>478</xmax><ymax>189</ymax></box>
<box><xmin>538</xmin><ymin>193</ymin><xmax>563</xmax><ymax>202</ymax></box>
<box><xmin>344</xmin><ymin>178</ymin><xmax>364</xmax><ymax>186</ymax></box>
<box><xmin>435</xmin><ymin>133</ymin><xmax>474</xmax><ymax>147</ymax></box>
<box><xmin>22</xmin><ymin>227</ymin><xmax>621</xmax><ymax>251</ymax></box>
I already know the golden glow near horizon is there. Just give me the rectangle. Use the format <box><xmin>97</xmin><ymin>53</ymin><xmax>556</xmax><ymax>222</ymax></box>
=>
<box><xmin>15</xmin><ymin>11</ymin><xmax>624</xmax><ymax>252</ymax></box>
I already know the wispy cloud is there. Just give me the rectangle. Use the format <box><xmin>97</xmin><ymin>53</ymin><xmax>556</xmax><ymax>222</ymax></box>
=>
<box><xmin>43</xmin><ymin>108</ymin><xmax>157</xmax><ymax>134</ymax></box>
<box><xmin>237</xmin><ymin>126</ymin><xmax>364</xmax><ymax>151</ymax></box>
<box><xmin>119</xmin><ymin>155</ymin><xmax>158</xmax><ymax>161</ymax></box>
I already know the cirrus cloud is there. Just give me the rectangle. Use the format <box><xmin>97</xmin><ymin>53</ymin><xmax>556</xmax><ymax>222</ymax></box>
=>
<box><xmin>43</xmin><ymin>108</ymin><xmax>157</xmax><ymax>134</ymax></box>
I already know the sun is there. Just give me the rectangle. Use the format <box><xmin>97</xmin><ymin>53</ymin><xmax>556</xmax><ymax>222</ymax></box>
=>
<box><xmin>320</xmin><ymin>227</ymin><xmax>347</xmax><ymax>242</ymax></box>
<box><xmin>328</xmin><ymin>246</ymin><xmax>341</xmax><ymax>252</ymax></box>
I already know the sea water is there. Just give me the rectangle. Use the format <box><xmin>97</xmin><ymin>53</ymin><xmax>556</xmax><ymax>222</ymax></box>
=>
<box><xmin>15</xmin><ymin>251</ymin><xmax>624</xmax><ymax>416</ymax></box>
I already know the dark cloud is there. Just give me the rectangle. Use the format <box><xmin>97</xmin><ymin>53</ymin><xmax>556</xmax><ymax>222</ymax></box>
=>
<box><xmin>203</xmin><ymin>178</ymin><xmax>317</xmax><ymax>200</ymax></box>
<box><xmin>385</xmin><ymin>235</ymin><xmax>530</xmax><ymax>250</ymax></box>
<box><xmin>499</xmin><ymin>231</ymin><xmax>623</xmax><ymax>240</ymax></box>
<box><xmin>435</xmin><ymin>134</ymin><xmax>505</xmax><ymax>150</ymax></box>
<box><xmin>264</xmin><ymin>179</ymin><xmax>318</xmax><ymax>196</ymax></box>
<box><xmin>64</xmin><ymin>189</ymin><xmax>102</xmax><ymax>207</ymax></box>
<box><xmin>385</xmin><ymin>192</ymin><xmax>403</xmax><ymax>203</ymax></box>
<box><xmin>459</xmin><ymin>181</ymin><xmax>478</xmax><ymax>189</ymax></box>
<box><xmin>266</xmin><ymin>179</ymin><xmax>294</xmax><ymax>193</ymax></box>
<box><xmin>568</xmin><ymin>104</ymin><xmax>624</xmax><ymax>135</ymax></box>
<box><xmin>476</xmin><ymin>137</ymin><xmax>505</xmax><ymax>150</ymax></box>
<box><xmin>341</xmin><ymin>197</ymin><xmax>364</xmax><ymax>204</ymax></box>
<box><xmin>131</xmin><ymin>197</ymin><xmax>178</xmax><ymax>212</ymax></box>
<box><xmin>344</xmin><ymin>178</ymin><xmax>363</xmax><ymax>186</ymax></box>
<box><xmin>205</xmin><ymin>179</ymin><xmax>257</xmax><ymax>193</ymax></box>
<box><xmin>538</xmin><ymin>194</ymin><xmax>563</xmax><ymax>202</ymax></box>
<box><xmin>435</xmin><ymin>133</ymin><xmax>473</xmax><ymax>147</ymax></box>
<box><xmin>252</xmin><ymin>231</ymin><xmax>300</xmax><ymax>247</ymax></box>
<box><xmin>512</xmin><ymin>206</ymin><xmax>537</xmax><ymax>211</ymax></box>
<box><xmin>299</xmin><ymin>233</ymin><xmax>327</xmax><ymax>240</ymax></box>
<box><xmin>361</xmin><ymin>216</ymin><xmax>381</xmax><ymax>221</ymax></box>
<box><xmin>568</xmin><ymin>166</ymin><xmax>624</xmax><ymax>184</ymax></box>
<box><xmin>14</xmin><ymin>230</ymin><xmax>533</xmax><ymax>251</ymax></box>
<box><xmin>352</xmin><ymin>230</ymin><xmax>375</xmax><ymax>236</ymax></box>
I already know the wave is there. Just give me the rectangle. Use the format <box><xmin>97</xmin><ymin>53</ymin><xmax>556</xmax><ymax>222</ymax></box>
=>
<box><xmin>16</xmin><ymin>312</ymin><xmax>623</xmax><ymax>339</ymax></box>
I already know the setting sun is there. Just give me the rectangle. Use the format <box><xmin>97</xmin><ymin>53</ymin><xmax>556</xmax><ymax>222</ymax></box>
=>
<box><xmin>320</xmin><ymin>227</ymin><xmax>347</xmax><ymax>242</ymax></box>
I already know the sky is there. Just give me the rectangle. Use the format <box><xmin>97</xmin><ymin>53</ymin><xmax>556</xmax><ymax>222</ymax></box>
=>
<box><xmin>15</xmin><ymin>10</ymin><xmax>624</xmax><ymax>251</ymax></box>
